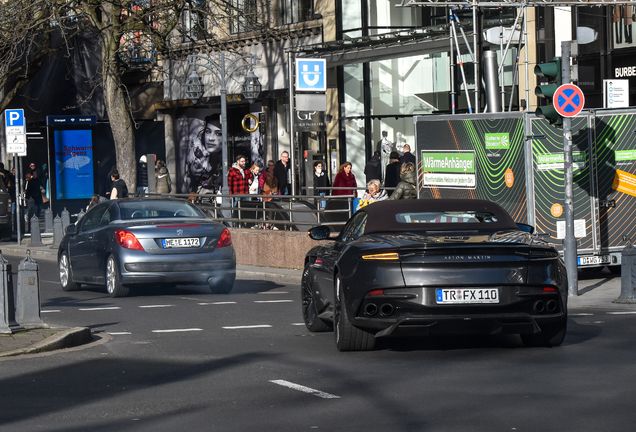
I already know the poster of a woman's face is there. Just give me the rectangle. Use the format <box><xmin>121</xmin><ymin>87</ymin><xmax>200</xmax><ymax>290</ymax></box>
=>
<box><xmin>176</xmin><ymin>108</ymin><xmax>263</xmax><ymax>193</ymax></box>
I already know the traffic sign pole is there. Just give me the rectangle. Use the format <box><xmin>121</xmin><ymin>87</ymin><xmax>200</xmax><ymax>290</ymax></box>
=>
<box><xmin>561</xmin><ymin>40</ymin><xmax>578</xmax><ymax>297</ymax></box>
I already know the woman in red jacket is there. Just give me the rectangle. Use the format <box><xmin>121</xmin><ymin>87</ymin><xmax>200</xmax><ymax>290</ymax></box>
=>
<box><xmin>333</xmin><ymin>161</ymin><xmax>357</xmax><ymax>196</ymax></box>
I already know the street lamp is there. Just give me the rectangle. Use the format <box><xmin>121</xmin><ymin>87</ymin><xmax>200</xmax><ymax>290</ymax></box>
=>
<box><xmin>186</xmin><ymin>52</ymin><xmax>261</xmax><ymax>216</ymax></box>
<box><xmin>185</xmin><ymin>69</ymin><xmax>203</xmax><ymax>104</ymax></box>
<box><xmin>242</xmin><ymin>69</ymin><xmax>262</xmax><ymax>103</ymax></box>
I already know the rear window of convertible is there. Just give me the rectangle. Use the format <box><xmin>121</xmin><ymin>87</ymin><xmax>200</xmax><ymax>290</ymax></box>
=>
<box><xmin>119</xmin><ymin>201</ymin><xmax>205</xmax><ymax>220</ymax></box>
<box><xmin>396</xmin><ymin>211</ymin><xmax>500</xmax><ymax>224</ymax></box>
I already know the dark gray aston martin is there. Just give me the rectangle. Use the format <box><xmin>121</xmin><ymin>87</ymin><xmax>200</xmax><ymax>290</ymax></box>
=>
<box><xmin>303</xmin><ymin>199</ymin><xmax>568</xmax><ymax>351</ymax></box>
<box><xmin>58</xmin><ymin>198</ymin><xmax>236</xmax><ymax>297</ymax></box>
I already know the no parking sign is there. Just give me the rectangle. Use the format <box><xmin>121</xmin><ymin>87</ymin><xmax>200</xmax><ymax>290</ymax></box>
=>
<box><xmin>554</xmin><ymin>84</ymin><xmax>585</xmax><ymax>117</ymax></box>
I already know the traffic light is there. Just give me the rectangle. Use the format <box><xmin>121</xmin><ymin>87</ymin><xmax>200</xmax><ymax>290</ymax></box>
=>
<box><xmin>534</xmin><ymin>57</ymin><xmax>562</xmax><ymax>126</ymax></box>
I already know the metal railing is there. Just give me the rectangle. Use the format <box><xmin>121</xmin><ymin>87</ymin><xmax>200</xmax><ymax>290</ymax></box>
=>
<box><xmin>144</xmin><ymin>187</ymin><xmax>365</xmax><ymax>232</ymax></box>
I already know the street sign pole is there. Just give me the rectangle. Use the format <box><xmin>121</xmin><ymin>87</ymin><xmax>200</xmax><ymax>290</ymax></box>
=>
<box><xmin>561</xmin><ymin>40</ymin><xmax>578</xmax><ymax>297</ymax></box>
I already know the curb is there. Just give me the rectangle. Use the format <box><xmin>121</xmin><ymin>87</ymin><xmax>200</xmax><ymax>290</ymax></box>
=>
<box><xmin>0</xmin><ymin>327</ymin><xmax>92</xmax><ymax>358</ymax></box>
<box><xmin>236</xmin><ymin>269</ymin><xmax>301</xmax><ymax>285</ymax></box>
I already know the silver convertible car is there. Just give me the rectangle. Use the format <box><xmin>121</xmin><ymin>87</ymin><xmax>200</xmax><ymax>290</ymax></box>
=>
<box><xmin>58</xmin><ymin>198</ymin><xmax>236</xmax><ymax>297</ymax></box>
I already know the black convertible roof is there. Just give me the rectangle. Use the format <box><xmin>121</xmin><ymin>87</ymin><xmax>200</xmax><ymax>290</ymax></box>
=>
<box><xmin>362</xmin><ymin>199</ymin><xmax>519</xmax><ymax>234</ymax></box>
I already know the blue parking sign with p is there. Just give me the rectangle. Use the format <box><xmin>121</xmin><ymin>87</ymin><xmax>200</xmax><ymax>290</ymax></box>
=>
<box><xmin>296</xmin><ymin>59</ymin><xmax>326</xmax><ymax>92</ymax></box>
<box><xmin>5</xmin><ymin>109</ymin><xmax>24</xmax><ymax>127</ymax></box>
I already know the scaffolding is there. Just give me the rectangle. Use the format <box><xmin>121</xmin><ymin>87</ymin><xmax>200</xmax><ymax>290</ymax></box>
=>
<box><xmin>397</xmin><ymin>0</ymin><xmax>636</xmax><ymax>114</ymax></box>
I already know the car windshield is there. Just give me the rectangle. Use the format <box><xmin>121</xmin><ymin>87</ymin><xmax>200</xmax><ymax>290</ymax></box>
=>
<box><xmin>396</xmin><ymin>211</ymin><xmax>499</xmax><ymax>224</ymax></box>
<box><xmin>119</xmin><ymin>200</ymin><xmax>206</xmax><ymax>220</ymax></box>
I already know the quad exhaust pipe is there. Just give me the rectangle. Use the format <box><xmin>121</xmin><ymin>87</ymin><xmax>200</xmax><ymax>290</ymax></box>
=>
<box><xmin>363</xmin><ymin>303</ymin><xmax>395</xmax><ymax>316</ymax></box>
<box><xmin>533</xmin><ymin>299</ymin><xmax>558</xmax><ymax>314</ymax></box>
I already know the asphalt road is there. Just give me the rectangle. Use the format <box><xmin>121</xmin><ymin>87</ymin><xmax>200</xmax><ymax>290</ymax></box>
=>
<box><xmin>1</xmin><ymin>255</ymin><xmax>636</xmax><ymax>431</ymax></box>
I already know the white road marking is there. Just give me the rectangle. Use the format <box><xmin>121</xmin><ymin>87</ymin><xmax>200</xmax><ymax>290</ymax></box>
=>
<box><xmin>152</xmin><ymin>328</ymin><xmax>203</xmax><ymax>333</ymax></box>
<box><xmin>269</xmin><ymin>380</ymin><xmax>340</xmax><ymax>399</ymax></box>
<box><xmin>107</xmin><ymin>332</ymin><xmax>132</xmax><ymax>335</ymax></box>
<box><xmin>79</xmin><ymin>307</ymin><xmax>121</xmax><ymax>311</ymax></box>
<box><xmin>41</xmin><ymin>310</ymin><xmax>61</xmax><ymax>313</ymax></box>
<box><xmin>606</xmin><ymin>311</ymin><xmax>636</xmax><ymax>315</ymax></box>
<box><xmin>259</xmin><ymin>291</ymin><xmax>289</xmax><ymax>295</ymax></box>
<box><xmin>222</xmin><ymin>325</ymin><xmax>272</xmax><ymax>329</ymax></box>
<box><xmin>42</xmin><ymin>280</ymin><xmax>61</xmax><ymax>285</ymax></box>
<box><xmin>198</xmin><ymin>302</ymin><xmax>237</xmax><ymax>305</ymax></box>
<box><xmin>254</xmin><ymin>300</ymin><xmax>294</xmax><ymax>303</ymax></box>
<box><xmin>570</xmin><ymin>313</ymin><xmax>594</xmax><ymax>316</ymax></box>
<box><xmin>139</xmin><ymin>305</ymin><xmax>174</xmax><ymax>308</ymax></box>
<box><xmin>291</xmin><ymin>323</ymin><xmax>305</xmax><ymax>326</ymax></box>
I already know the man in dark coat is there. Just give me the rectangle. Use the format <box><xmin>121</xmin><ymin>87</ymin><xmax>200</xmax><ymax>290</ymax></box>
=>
<box><xmin>400</xmin><ymin>144</ymin><xmax>416</xmax><ymax>165</ymax></box>
<box><xmin>364</xmin><ymin>151</ymin><xmax>382</xmax><ymax>184</ymax></box>
<box><xmin>384</xmin><ymin>151</ymin><xmax>402</xmax><ymax>189</ymax></box>
<box><xmin>274</xmin><ymin>151</ymin><xmax>291</xmax><ymax>195</ymax></box>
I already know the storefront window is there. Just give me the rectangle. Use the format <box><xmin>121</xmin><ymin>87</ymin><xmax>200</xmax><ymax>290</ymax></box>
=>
<box><xmin>343</xmin><ymin>63</ymin><xmax>364</xmax><ymax>117</ymax></box>
<box><xmin>611</xmin><ymin>5</ymin><xmax>636</xmax><ymax>49</ymax></box>
<box><xmin>371</xmin><ymin>52</ymin><xmax>450</xmax><ymax>116</ymax></box>
<box><xmin>341</xmin><ymin>0</ymin><xmax>362</xmax><ymax>37</ymax></box>
<box><xmin>576</xmin><ymin>6</ymin><xmax>605</xmax><ymax>54</ymax></box>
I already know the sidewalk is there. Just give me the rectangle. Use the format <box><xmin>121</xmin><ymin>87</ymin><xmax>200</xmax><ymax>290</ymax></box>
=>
<box><xmin>0</xmin><ymin>239</ymin><xmax>634</xmax><ymax>357</ymax></box>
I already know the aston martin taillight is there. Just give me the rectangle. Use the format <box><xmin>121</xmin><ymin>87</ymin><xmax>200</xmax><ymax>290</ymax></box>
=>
<box><xmin>216</xmin><ymin>229</ymin><xmax>232</xmax><ymax>248</ymax></box>
<box><xmin>115</xmin><ymin>230</ymin><xmax>144</xmax><ymax>250</ymax></box>
<box><xmin>543</xmin><ymin>287</ymin><xmax>556</xmax><ymax>292</ymax></box>
<box><xmin>362</xmin><ymin>252</ymin><xmax>399</xmax><ymax>260</ymax></box>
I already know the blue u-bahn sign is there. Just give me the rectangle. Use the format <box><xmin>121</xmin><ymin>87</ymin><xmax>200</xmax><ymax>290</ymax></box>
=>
<box><xmin>296</xmin><ymin>59</ymin><xmax>327</xmax><ymax>92</ymax></box>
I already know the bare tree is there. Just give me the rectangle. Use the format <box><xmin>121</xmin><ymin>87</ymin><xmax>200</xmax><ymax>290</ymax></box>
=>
<box><xmin>1</xmin><ymin>0</ymin><xmax>275</xmax><ymax>189</ymax></box>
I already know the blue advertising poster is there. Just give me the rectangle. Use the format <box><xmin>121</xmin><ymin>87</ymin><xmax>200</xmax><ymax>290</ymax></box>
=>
<box><xmin>54</xmin><ymin>130</ymin><xmax>94</xmax><ymax>199</ymax></box>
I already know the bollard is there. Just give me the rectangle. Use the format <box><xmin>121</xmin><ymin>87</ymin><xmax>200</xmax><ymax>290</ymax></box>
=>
<box><xmin>77</xmin><ymin>209</ymin><xmax>86</xmax><ymax>221</ymax></box>
<box><xmin>51</xmin><ymin>215</ymin><xmax>63</xmax><ymax>248</ymax></box>
<box><xmin>30</xmin><ymin>215</ymin><xmax>43</xmax><ymax>246</ymax></box>
<box><xmin>0</xmin><ymin>251</ymin><xmax>23</xmax><ymax>334</ymax></box>
<box><xmin>15</xmin><ymin>250</ymin><xmax>46</xmax><ymax>328</ymax></box>
<box><xmin>61</xmin><ymin>207</ymin><xmax>70</xmax><ymax>231</ymax></box>
<box><xmin>44</xmin><ymin>208</ymin><xmax>53</xmax><ymax>232</ymax></box>
<box><xmin>615</xmin><ymin>243</ymin><xmax>636</xmax><ymax>303</ymax></box>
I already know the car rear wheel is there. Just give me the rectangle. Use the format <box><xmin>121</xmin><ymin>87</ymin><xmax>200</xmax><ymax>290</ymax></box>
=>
<box><xmin>59</xmin><ymin>252</ymin><xmax>80</xmax><ymax>292</ymax></box>
<box><xmin>106</xmin><ymin>255</ymin><xmax>129</xmax><ymax>298</ymax></box>
<box><xmin>209</xmin><ymin>276</ymin><xmax>234</xmax><ymax>294</ymax></box>
<box><xmin>521</xmin><ymin>316</ymin><xmax>567</xmax><ymax>347</ymax></box>
<box><xmin>301</xmin><ymin>263</ymin><xmax>331</xmax><ymax>332</ymax></box>
<box><xmin>334</xmin><ymin>275</ymin><xmax>375</xmax><ymax>351</ymax></box>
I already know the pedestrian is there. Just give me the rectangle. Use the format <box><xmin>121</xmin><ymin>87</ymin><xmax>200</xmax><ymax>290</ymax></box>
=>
<box><xmin>155</xmin><ymin>160</ymin><xmax>172</xmax><ymax>194</ymax></box>
<box><xmin>313</xmin><ymin>161</ymin><xmax>331</xmax><ymax>208</ymax></box>
<box><xmin>259</xmin><ymin>160</ymin><xmax>278</xmax><ymax>201</ymax></box>
<box><xmin>384</xmin><ymin>151</ymin><xmax>402</xmax><ymax>189</ymax></box>
<box><xmin>400</xmin><ymin>144</ymin><xmax>416</xmax><ymax>165</ymax></box>
<box><xmin>364</xmin><ymin>151</ymin><xmax>382</xmax><ymax>184</ymax></box>
<box><xmin>228</xmin><ymin>154</ymin><xmax>253</xmax><ymax>205</ymax></box>
<box><xmin>87</xmin><ymin>194</ymin><xmax>101</xmax><ymax>211</ymax></box>
<box><xmin>137</xmin><ymin>155</ymin><xmax>149</xmax><ymax>195</ymax></box>
<box><xmin>110</xmin><ymin>170</ymin><xmax>128</xmax><ymax>199</ymax></box>
<box><xmin>362</xmin><ymin>179</ymin><xmax>388</xmax><ymax>203</ymax></box>
<box><xmin>274</xmin><ymin>151</ymin><xmax>292</xmax><ymax>195</ymax></box>
<box><xmin>389</xmin><ymin>162</ymin><xmax>417</xmax><ymax>200</ymax></box>
<box><xmin>25</xmin><ymin>170</ymin><xmax>43</xmax><ymax>220</ymax></box>
<box><xmin>333</xmin><ymin>161</ymin><xmax>357</xmax><ymax>196</ymax></box>
<box><xmin>249</xmin><ymin>164</ymin><xmax>261</xmax><ymax>196</ymax></box>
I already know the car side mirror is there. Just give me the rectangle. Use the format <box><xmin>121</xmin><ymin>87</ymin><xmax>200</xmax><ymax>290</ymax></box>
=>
<box><xmin>308</xmin><ymin>225</ymin><xmax>331</xmax><ymax>240</ymax></box>
<box><xmin>65</xmin><ymin>224</ymin><xmax>78</xmax><ymax>235</ymax></box>
<box><xmin>516</xmin><ymin>223</ymin><xmax>534</xmax><ymax>234</ymax></box>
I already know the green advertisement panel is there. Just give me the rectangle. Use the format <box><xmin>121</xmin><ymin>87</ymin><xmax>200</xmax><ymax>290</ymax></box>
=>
<box><xmin>595</xmin><ymin>114</ymin><xmax>636</xmax><ymax>249</ymax></box>
<box><xmin>415</xmin><ymin>115</ymin><xmax>527</xmax><ymax>223</ymax></box>
<box><xmin>530</xmin><ymin>117</ymin><xmax>592</xmax><ymax>250</ymax></box>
